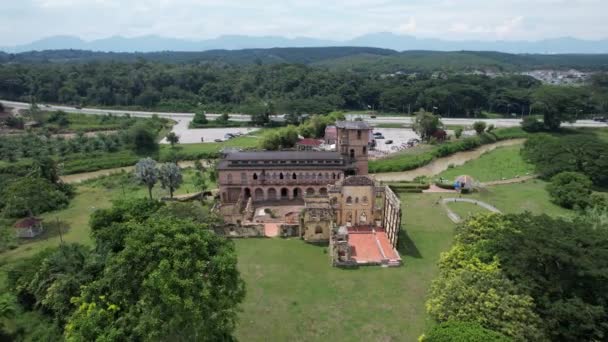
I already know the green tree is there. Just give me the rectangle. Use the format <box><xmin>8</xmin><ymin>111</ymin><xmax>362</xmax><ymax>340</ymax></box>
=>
<box><xmin>531</xmin><ymin>85</ymin><xmax>585</xmax><ymax>130</ymax></box>
<box><xmin>472</xmin><ymin>121</ymin><xmax>487</xmax><ymax>135</ymax></box>
<box><xmin>134</xmin><ymin>158</ymin><xmax>158</xmax><ymax>200</ymax></box>
<box><xmin>193</xmin><ymin>171</ymin><xmax>208</xmax><ymax>202</ymax></box>
<box><xmin>427</xmin><ymin>267</ymin><xmax>543</xmax><ymax>341</ymax></box>
<box><xmin>2</xmin><ymin>177</ymin><xmax>69</xmax><ymax>218</ymax></box>
<box><xmin>192</xmin><ymin>110</ymin><xmax>208</xmax><ymax>126</ymax></box>
<box><xmin>66</xmin><ymin>216</ymin><xmax>246</xmax><ymax>341</ymax></box>
<box><xmin>159</xmin><ymin>163</ymin><xmax>183</xmax><ymax>198</ymax></box>
<box><xmin>412</xmin><ymin>110</ymin><xmax>442</xmax><ymax>142</ymax></box>
<box><xmin>216</xmin><ymin>113</ymin><xmax>230</xmax><ymax>124</ymax></box>
<box><xmin>129</xmin><ymin>123</ymin><xmax>158</xmax><ymax>154</ymax></box>
<box><xmin>454</xmin><ymin>127</ymin><xmax>463</xmax><ymax>139</ymax></box>
<box><xmin>165</xmin><ymin>131</ymin><xmax>179</xmax><ymax>147</ymax></box>
<box><xmin>546</xmin><ymin>171</ymin><xmax>593</xmax><ymax>209</ymax></box>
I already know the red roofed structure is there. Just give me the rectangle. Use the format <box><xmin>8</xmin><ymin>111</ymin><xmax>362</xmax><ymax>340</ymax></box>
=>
<box><xmin>296</xmin><ymin>138</ymin><xmax>323</xmax><ymax>150</ymax></box>
<box><xmin>14</xmin><ymin>217</ymin><xmax>44</xmax><ymax>238</ymax></box>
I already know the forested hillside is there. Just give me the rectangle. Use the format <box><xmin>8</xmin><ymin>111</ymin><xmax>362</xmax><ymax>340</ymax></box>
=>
<box><xmin>2</xmin><ymin>60</ymin><xmax>608</xmax><ymax>116</ymax></box>
<box><xmin>1</xmin><ymin>48</ymin><xmax>608</xmax><ymax>72</ymax></box>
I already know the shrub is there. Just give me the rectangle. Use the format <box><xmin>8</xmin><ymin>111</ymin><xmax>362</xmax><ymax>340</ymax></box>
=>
<box><xmin>421</xmin><ymin>321</ymin><xmax>512</xmax><ymax>342</ymax></box>
<box><xmin>521</xmin><ymin>116</ymin><xmax>545</xmax><ymax>132</ymax></box>
<box><xmin>546</xmin><ymin>172</ymin><xmax>592</xmax><ymax>209</ymax></box>
<box><xmin>454</xmin><ymin>128</ymin><xmax>463</xmax><ymax>139</ymax></box>
<box><xmin>472</xmin><ymin>121</ymin><xmax>487</xmax><ymax>135</ymax></box>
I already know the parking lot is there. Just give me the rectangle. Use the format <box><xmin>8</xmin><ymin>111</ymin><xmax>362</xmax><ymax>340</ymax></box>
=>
<box><xmin>370</xmin><ymin>128</ymin><xmax>421</xmax><ymax>154</ymax></box>
<box><xmin>160</xmin><ymin>118</ymin><xmax>257</xmax><ymax>144</ymax></box>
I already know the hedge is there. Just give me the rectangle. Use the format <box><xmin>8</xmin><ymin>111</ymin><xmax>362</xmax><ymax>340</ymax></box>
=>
<box><xmin>369</xmin><ymin>127</ymin><xmax>527</xmax><ymax>173</ymax></box>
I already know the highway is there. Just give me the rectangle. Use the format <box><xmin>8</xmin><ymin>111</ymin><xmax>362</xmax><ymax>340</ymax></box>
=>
<box><xmin>2</xmin><ymin>99</ymin><xmax>606</xmax><ymax>128</ymax></box>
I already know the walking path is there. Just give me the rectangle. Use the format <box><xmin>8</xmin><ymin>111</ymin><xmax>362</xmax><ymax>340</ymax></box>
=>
<box><xmin>440</xmin><ymin>198</ymin><xmax>501</xmax><ymax>223</ymax></box>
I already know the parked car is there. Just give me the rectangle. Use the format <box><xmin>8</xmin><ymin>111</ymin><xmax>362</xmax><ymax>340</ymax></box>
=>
<box><xmin>370</xmin><ymin>115</ymin><xmax>377</xmax><ymax>119</ymax></box>
<box><xmin>374</xmin><ymin>135</ymin><xmax>385</xmax><ymax>139</ymax></box>
<box><xmin>385</xmin><ymin>140</ymin><xmax>393</xmax><ymax>144</ymax></box>
<box><xmin>224</xmin><ymin>133</ymin><xmax>235</xmax><ymax>139</ymax></box>
<box><xmin>373</xmin><ymin>132</ymin><xmax>383</xmax><ymax>136</ymax></box>
<box><xmin>214</xmin><ymin>138</ymin><xmax>223</xmax><ymax>142</ymax></box>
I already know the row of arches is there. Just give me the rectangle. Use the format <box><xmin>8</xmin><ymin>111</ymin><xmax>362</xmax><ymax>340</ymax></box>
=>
<box><xmin>244</xmin><ymin>187</ymin><xmax>328</xmax><ymax>201</ymax></box>
<box><xmin>251</xmin><ymin>172</ymin><xmax>342</xmax><ymax>181</ymax></box>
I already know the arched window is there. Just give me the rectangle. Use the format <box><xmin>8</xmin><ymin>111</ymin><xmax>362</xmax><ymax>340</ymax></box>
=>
<box><xmin>318</xmin><ymin>173</ymin><xmax>323</xmax><ymax>179</ymax></box>
<box><xmin>280</xmin><ymin>173</ymin><xmax>284</xmax><ymax>180</ymax></box>
<box><xmin>362</xmin><ymin>196</ymin><xmax>368</xmax><ymax>204</ymax></box>
<box><xmin>362</xmin><ymin>146</ymin><xmax>367</xmax><ymax>155</ymax></box>
<box><xmin>350</xmin><ymin>149</ymin><xmax>355</xmax><ymax>158</ymax></box>
<box><xmin>346</xmin><ymin>196</ymin><xmax>352</xmax><ymax>204</ymax></box>
<box><xmin>355</xmin><ymin>197</ymin><xmax>359</xmax><ymax>204</ymax></box>
<box><xmin>292</xmin><ymin>173</ymin><xmax>297</xmax><ymax>180</ymax></box>
<box><xmin>315</xmin><ymin>225</ymin><xmax>323</xmax><ymax>234</ymax></box>
<box><xmin>357</xmin><ymin>130</ymin><xmax>362</xmax><ymax>139</ymax></box>
<box><xmin>332</xmin><ymin>173</ymin><xmax>336</xmax><ymax>180</ymax></box>
<box><xmin>253</xmin><ymin>173</ymin><xmax>258</xmax><ymax>180</ymax></box>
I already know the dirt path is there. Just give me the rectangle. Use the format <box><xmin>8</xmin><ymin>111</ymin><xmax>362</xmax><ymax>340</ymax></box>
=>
<box><xmin>374</xmin><ymin>139</ymin><xmax>525</xmax><ymax>182</ymax></box>
<box><xmin>60</xmin><ymin>160</ymin><xmax>198</xmax><ymax>184</ymax></box>
<box><xmin>481</xmin><ymin>175</ymin><xmax>536</xmax><ymax>186</ymax></box>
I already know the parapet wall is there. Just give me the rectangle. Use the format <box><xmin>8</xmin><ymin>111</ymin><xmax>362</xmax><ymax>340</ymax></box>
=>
<box><xmin>382</xmin><ymin>185</ymin><xmax>402</xmax><ymax>248</ymax></box>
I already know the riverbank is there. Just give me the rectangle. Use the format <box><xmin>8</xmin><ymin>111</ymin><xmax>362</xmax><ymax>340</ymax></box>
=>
<box><xmin>374</xmin><ymin>139</ymin><xmax>525</xmax><ymax>182</ymax></box>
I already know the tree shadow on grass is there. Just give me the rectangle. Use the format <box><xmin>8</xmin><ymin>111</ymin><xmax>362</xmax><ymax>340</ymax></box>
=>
<box><xmin>397</xmin><ymin>229</ymin><xmax>422</xmax><ymax>259</ymax></box>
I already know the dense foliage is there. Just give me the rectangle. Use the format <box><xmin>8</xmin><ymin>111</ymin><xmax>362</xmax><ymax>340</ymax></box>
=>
<box><xmin>546</xmin><ymin>171</ymin><xmax>593</xmax><ymax>209</ymax></box>
<box><xmin>5</xmin><ymin>198</ymin><xmax>245</xmax><ymax>341</ymax></box>
<box><xmin>522</xmin><ymin>133</ymin><xmax>608</xmax><ymax>187</ymax></box>
<box><xmin>3</xmin><ymin>60</ymin><xmax>607</xmax><ymax>118</ymax></box>
<box><xmin>427</xmin><ymin>212</ymin><xmax>608</xmax><ymax>341</ymax></box>
<box><xmin>421</xmin><ymin>321</ymin><xmax>512</xmax><ymax>342</ymax></box>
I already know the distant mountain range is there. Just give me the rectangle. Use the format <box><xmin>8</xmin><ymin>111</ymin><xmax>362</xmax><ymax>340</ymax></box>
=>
<box><xmin>3</xmin><ymin>33</ymin><xmax>608</xmax><ymax>54</ymax></box>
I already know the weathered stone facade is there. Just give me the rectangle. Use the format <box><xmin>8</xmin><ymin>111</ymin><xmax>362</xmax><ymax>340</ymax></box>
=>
<box><xmin>217</xmin><ymin>121</ymin><xmax>372</xmax><ymax>206</ymax></box>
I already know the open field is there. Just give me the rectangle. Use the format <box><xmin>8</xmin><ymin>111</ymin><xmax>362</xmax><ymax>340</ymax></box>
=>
<box><xmin>438</xmin><ymin>144</ymin><xmax>534</xmax><ymax>182</ymax></box>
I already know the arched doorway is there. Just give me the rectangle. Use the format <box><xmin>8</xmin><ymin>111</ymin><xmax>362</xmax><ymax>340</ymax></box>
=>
<box><xmin>319</xmin><ymin>188</ymin><xmax>328</xmax><ymax>196</ymax></box>
<box><xmin>306</xmin><ymin>188</ymin><xmax>315</xmax><ymax>196</ymax></box>
<box><xmin>280</xmin><ymin>188</ymin><xmax>289</xmax><ymax>199</ymax></box>
<box><xmin>268</xmin><ymin>188</ymin><xmax>277</xmax><ymax>201</ymax></box>
<box><xmin>293</xmin><ymin>188</ymin><xmax>301</xmax><ymax>198</ymax></box>
<box><xmin>254</xmin><ymin>188</ymin><xmax>264</xmax><ymax>201</ymax></box>
<box><xmin>244</xmin><ymin>188</ymin><xmax>251</xmax><ymax>199</ymax></box>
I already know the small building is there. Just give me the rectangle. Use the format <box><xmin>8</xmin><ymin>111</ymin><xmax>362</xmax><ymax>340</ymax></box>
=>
<box><xmin>296</xmin><ymin>138</ymin><xmax>323</xmax><ymax>151</ymax></box>
<box><xmin>454</xmin><ymin>175</ymin><xmax>475</xmax><ymax>193</ymax></box>
<box><xmin>324</xmin><ymin>125</ymin><xmax>337</xmax><ymax>144</ymax></box>
<box><xmin>14</xmin><ymin>217</ymin><xmax>44</xmax><ymax>238</ymax></box>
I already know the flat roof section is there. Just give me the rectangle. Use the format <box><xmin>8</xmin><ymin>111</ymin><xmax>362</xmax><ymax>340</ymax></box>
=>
<box><xmin>225</xmin><ymin>151</ymin><xmax>343</xmax><ymax>161</ymax></box>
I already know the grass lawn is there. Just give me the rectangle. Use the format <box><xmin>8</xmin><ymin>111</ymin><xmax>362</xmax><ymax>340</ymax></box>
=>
<box><xmin>438</xmin><ymin>144</ymin><xmax>534</xmax><ymax>182</ymax></box>
<box><xmin>447</xmin><ymin>201</ymin><xmax>492</xmax><ymax>219</ymax></box>
<box><xmin>234</xmin><ymin>190</ymin><xmax>456</xmax><ymax>341</ymax></box>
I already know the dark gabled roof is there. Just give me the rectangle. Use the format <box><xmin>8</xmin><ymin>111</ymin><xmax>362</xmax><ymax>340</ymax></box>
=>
<box><xmin>335</xmin><ymin>121</ymin><xmax>371</xmax><ymax>130</ymax></box>
<box><xmin>342</xmin><ymin>176</ymin><xmax>375</xmax><ymax>187</ymax></box>
<box><xmin>225</xmin><ymin>151</ymin><xmax>343</xmax><ymax>161</ymax></box>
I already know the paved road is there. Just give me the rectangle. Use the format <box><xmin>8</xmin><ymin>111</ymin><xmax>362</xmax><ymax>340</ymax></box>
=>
<box><xmin>3</xmin><ymin>99</ymin><xmax>607</xmax><ymax>128</ymax></box>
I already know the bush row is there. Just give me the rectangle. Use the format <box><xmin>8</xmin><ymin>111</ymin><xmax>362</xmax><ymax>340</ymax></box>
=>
<box><xmin>369</xmin><ymin>128</ymin><xmax>527</xmax><ymax>173</ymax></box>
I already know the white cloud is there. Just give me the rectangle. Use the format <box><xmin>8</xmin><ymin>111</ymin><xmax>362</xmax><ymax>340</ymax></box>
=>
<box><xmin>1</xmin><ymin>0</ymin><xmax>607</xmax><ymax>45</ymax></box>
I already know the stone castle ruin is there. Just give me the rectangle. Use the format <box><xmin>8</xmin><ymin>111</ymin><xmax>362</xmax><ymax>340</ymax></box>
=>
<box><xmin>215</xmin><ymin>120</ymin><xmax>402</xmax><ymax>267</ymax></box>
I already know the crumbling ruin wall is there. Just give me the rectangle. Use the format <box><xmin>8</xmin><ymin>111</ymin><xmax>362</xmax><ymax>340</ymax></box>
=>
<box><xmin>382</xmin><ymin>185</ymin><xmax>402</xmax><ymax>248</ymax></box>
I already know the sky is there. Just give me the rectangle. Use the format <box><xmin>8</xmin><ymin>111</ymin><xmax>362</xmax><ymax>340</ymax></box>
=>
<box><xmin>1</xmin><ymin>0</ymin><xmax>607</xmax><ymax>46</ymax></box>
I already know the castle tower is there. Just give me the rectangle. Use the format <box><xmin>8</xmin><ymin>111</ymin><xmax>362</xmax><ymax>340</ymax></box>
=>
<box><xmin>335</xmin><ymin>121</ymin><xmax>371</xmax><ymax>175</ymax></box>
